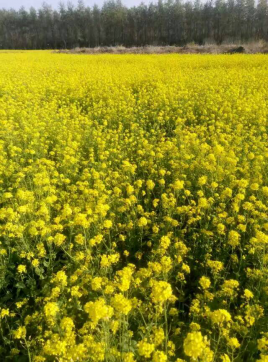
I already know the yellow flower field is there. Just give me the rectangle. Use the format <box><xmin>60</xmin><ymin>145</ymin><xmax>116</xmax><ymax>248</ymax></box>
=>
<box><xmin>0</xmin><ymin>52</ymin><xmax>268</xmax><ymax>361</ymax></box>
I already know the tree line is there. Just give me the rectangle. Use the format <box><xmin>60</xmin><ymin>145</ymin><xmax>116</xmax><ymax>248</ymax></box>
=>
<box><xmin>0</xmin><ymin>0</ymin><xmax>268</xmax><ymax>49</ymax></box>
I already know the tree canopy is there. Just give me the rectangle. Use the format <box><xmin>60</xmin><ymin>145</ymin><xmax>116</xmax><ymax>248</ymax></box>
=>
<box><xmin>0</xmin><ymin>0</ymin><xmax>267</xmax><ymax>49</ymax></box>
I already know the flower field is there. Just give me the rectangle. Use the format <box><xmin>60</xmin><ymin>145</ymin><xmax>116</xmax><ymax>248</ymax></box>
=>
<box><xmin>0</xmin><ymin>52</ymin><xmax>268</xmax><ymax>362</ymax></box>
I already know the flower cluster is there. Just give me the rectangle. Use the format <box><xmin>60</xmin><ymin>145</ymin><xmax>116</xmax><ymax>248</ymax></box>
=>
<box><xmin>0</xmin><ymin>52</ymin><xmax>267</xmax><ymax>361</ymax></box>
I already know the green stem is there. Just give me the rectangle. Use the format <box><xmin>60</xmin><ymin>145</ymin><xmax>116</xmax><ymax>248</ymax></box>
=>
<box><xmin>164</xmin><ymin>302</ymin><xmax>168</xmax><ymax>355</ymax></box>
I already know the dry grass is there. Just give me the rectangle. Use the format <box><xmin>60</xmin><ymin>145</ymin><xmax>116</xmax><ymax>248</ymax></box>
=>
<box><xmin>56</xmin><ymin>42</ymin><xmax>268</xmax><ymax>55</ymax></box>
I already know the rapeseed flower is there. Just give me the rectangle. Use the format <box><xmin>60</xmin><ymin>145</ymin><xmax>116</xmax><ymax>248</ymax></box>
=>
<box><xmin>0</xmin><ymin>52</ymin><xmax>267</xmax><ymax>361</ymax></box>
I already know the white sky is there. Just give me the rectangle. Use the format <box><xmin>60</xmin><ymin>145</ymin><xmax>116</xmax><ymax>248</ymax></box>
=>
<box><xmin>0</xmin><ymin>0</ymin><xmax>152</xmax><ymax>10</ymax></box>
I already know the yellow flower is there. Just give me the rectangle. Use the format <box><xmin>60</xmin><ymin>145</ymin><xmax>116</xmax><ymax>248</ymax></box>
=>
<box><xmin>183</xmin><ymin>331</ymin><xmax>206</xmax><ymax>359</ymax></box>
<box><xmin>138</xmin><ymin>217</ymin><xmax>148</xmax><ymax>227</ymax></box>
<box><xmin>0</xmin><ymin>308</ymin><xmax>9</xmax><ymax>318</ymax></box>
<box><xmin>91</xmin><ymin>277</ymin><xmax>103</xmax><ymax>291</ymax></box>
<box><xmin>44</xmin><ymin>302</ymin><xmax>59</xmax><ymax>323</ymax></box>
<box><xmin>244</xmin><ymin>289</ymin><xmax>254</xmax><ymax>299</ymax></box>
<box><xmin>53</xmin><ymin>233</ymin><xmax>66</xmax><ymax>247</ymax></box>
<box><xmin>31</xmin><ymin>259</ymin><xmax>39</xmax><ymax>267</ymax></box>
<box><xmin>159</xmin><ymin>235</ymin><xmax>171</xmax><ymax>250</ymax></box>
<box><xmin>111</xmin><ymin>294</ymin><xmax>132</xmax><ymax>315</ymax></box>
<box><xmin>198</xmin><ymin>176</ymin><xmax>208</xmax><ymax>186</ymax></box>
<box><xmin>85</xmin><ymin>298</ymin><xmax>113</xmax><ymax>325</ymax></box>
<box><xmin>257</xmin><ymin>355</ymin><xmax>268</xmax><ymax>362</ymax></box>
<box><xmin>53</xmin><ymin>270</ymin><xmax>67</xmax><ymax>287</ymax></box>
<box><xmin>228</xmin><ymin>230</ymin><xmax>240</xmax><ymax>248</ymax></box>
<box><xmin>17</xmin><ymin>265</ymin><xmax>26</xmax><ymax>274</ymax></box>
<box><xmin>198</xmin><ymin>197</ymin><xmax>209</xmax><ymax>208</ymax></box>
<box><xmin>228</xmin><ymin>337</ymin><xmax>240</xmax><ymax>349</ymax></box>
<box><xmin>137</xmin><ymin>339</ymin><xmax>155</xmax><ymax>358</ymax></box>
<box><xmin>217</xmin><ymin>223</ymin><xmax>225</xmax><ymax>234</ymax></box>
<box><xmin>1</xmin><ymin>51</ymin><xmax>268</xmax><ymax>362</ymax></box>
<box><xmin>60</xmin><ymin>317</ymin><xmax>74</xmax><ymax>334</ymax></box>
<box><xmin>221</xmin><ymin>279</ymin><xmax>239</xmax><ymax>297</ymax></box>
<box><xmin>250</xmin><ymin>182</ymin><xmax>259</xmax><ymax>191</ymax></box>
<box><xmin>146</xmin><ymin>180</ymin><xmax>155</xmax><ymax>190</ymax></box>
<box><xmin>221</xmin><ymin>354</ymin><xmax>231</xmax><ymax>362</ymax></box>
<box><xmin>190</xmin><ymin>322</ymin><xmax>201</xmax><ymax>331</ymax></box>
<box><xmin>103</xmin><ymin>219</ymin><xmax>113</xmax><ymax>228</ymax></box>
<box><xmin>123</xmin><ymin>352</ymin><xmax>136</xmax><ymax>362</ymax></box>
<box><xmin>150</xmin><ymin>280</ymin><xmax>173</xmax><ymax>304</ymax></box>
<box><xmin>210</xmin><ymin>309</ymin><xmax>232</xmax><ymax>325</ymax></box>
<box><xmin>152</xmin><ymin>327</ymin><xmax>165</xmax><ymax>346</ymax></box>
<box><xmin>173</xmin><ymin>180</ymin><xmax>184</xmax><ymax>190</ymax></box>
<box><xmin>207</xmin><ymin>260</ymin><xmax>223</xmax><ymax>274</ymax></box>
<box><xmin>13</xmin><ymin>326</ymin><xmax>26</xmax><ymax>339</ymax></box>
<box><xmin>152</xmin><ymin>351</ymin><xmax>168</xmax><ymax>362</ymax></box>
<box><xmin>199</xmin><ymin>276</ymin><xmax>211</xmax><ymax>289</ymax></box>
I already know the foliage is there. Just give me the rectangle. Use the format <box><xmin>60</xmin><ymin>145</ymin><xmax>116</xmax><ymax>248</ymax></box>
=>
<box><xmin>0</xmin><ymin>0</ymin><xmax>268</xmax><ymax>49</ymax></box>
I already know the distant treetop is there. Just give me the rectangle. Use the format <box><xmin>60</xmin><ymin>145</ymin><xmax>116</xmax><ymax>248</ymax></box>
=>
<box><xmin>0</xmin><ymin>0</ymin><xmax>267</xmax><ymax>49</ymax></box>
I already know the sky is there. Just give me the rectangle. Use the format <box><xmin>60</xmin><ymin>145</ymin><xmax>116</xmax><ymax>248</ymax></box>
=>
<box><xmin>0</xmin><ymin>0</ymin><xmax>152</xmax><ymax>10</ymax></box>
